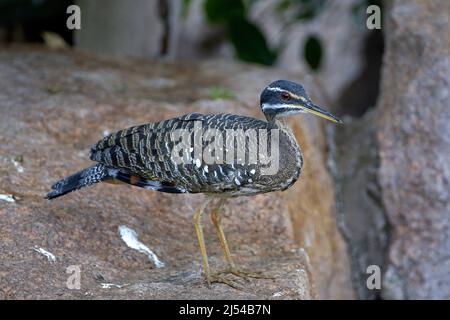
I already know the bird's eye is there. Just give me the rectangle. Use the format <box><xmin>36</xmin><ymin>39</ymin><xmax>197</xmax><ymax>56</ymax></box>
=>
<box><xmin>281</xmin><ymin>92</ymin><xmax>290</xmax><ymax>101</ymax></box>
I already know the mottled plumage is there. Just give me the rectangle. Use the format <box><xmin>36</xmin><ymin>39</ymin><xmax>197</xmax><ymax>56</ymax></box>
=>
<box><xmin>46</xmin><ymin>80</ymin><xmax>341</xmax><ymax>288</ymax></box>
<box><xmin>91</xmin><ymin>113</ymin><xmax>301</xmax><ymax>195</ymax></box>
<box><xmin>47</xmin><ymin>113</ymin><xmax>303</xmax><ymax>199</ymax></box>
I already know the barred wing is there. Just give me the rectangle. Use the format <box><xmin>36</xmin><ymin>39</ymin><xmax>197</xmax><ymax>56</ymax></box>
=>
<box><xmin>90</xmin><ymin>113</ymin><xmax>275</xmax><ymax>195</ymax></box>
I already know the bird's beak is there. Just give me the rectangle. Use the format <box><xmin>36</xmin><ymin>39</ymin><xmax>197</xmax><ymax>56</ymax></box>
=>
<box><xmin>302</xmin><ymin>102</ymin><xmax>343</xmax><ymax>123</ymax></box>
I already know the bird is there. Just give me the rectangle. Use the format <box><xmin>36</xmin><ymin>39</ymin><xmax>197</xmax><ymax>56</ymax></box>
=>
<box><xmin>46</xmin><ymin>80</ymin><xmax>342</xmax><ymax>287</ymax></box>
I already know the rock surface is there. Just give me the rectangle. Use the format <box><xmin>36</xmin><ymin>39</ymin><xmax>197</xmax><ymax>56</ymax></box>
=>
<box><xmin>377</xmin><ymin>0</ymin><xmax>450</xmax><ymax>299</ymax></box>
<box><xmin>332</xmin><ymin>109</ymin><xmax>388</xmax><ymax>300</ymax></box>
<box><xmin>0</xmin><ymin>47</ymin><xmax>353</xmax><ymax>299</ymax></box>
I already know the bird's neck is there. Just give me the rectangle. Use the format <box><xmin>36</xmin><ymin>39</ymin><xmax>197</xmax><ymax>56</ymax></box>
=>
<box><xmin>266</xmin><ymin>115</ymin><xmax>299</xmax><ymax>150</ymax></box>
<box><xmin>268</xmin><ymin>117</ymin><xmax>303</xmax><ymax>190</ymax></box>
<box><xmin>271</xmin><ymin>117</ymin><xmax>292</xmax><ymax>134</ymax></box>
<box><xmin>271</xmin><ymin>117</ymin><xmax>301</xmax><ymax>155</ymax></box>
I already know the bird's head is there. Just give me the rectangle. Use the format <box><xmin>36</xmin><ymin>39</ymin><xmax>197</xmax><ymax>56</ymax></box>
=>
<box><xmin>260</xmin><ymin>80</ymin><xmax>342</xmax><ymax>123</ymax></box>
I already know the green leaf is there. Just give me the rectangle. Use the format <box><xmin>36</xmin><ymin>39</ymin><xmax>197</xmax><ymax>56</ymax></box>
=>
<box><xmin>203</xmin><ymin>0</ymin><xmax>245</xmax><ymax>24</ymax></box>
<box><xmin>303</xmin><ymin>35</ymin><xmax>323</xmax><ymax>71</ymax></box>
<box><xmin>228</xmin><ymin>19</ymin><xmax>277</xmax><ymax>66</ymax></box>
<box><xmin>209</xmin><ymin>86</ymin><xmax>235</xmax><ymax>100</ymax></box>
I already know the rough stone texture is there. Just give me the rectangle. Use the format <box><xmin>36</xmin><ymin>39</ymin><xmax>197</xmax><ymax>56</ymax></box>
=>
<box><xmin>0</xmin><ymin>47</ymin><xmax>353</xmax><ymax>299</ymax></box>
<box><xmin>377</xmin><ymin>0</ymin><xmax>450</xmax><ymax>299</ymax></box>
<box><xmin>332</xmin><ymin>110</ymin><xmax>388</xmax><ymax>299</ymax></box>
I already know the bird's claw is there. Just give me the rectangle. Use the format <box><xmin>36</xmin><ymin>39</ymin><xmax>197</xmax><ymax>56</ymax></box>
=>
<box><xmin>218</xmin><ymin>267</ymin><xmax>275</xmax><ymax>280</ymax></box>
<box><xmin>202</xmin><ymin>267</ymin><xmax>274</xmax><ymax>289</ymax></box>
<box><xmin>205</xmin><ymin>273</ymin><xmax>244</xmax><ymax>289</ymax></box>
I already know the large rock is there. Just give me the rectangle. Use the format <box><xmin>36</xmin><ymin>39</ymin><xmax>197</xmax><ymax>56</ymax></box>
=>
<box><xmin>332</xmin><ymin>109</ymin><xmax>388</xmax><ymax>299</ymax></box>
<box><xmin>0</xmin><ymin>47</ymin><xmax>353</xmax><ymax>299</ymax></box>
<box><xmin>377</xmin><ymin>0</ymin><xmax>450</xmax><ymax>299</ymax></box>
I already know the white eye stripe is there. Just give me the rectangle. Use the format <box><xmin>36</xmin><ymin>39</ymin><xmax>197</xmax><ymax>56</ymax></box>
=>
<box><xmin>261</xmin><ymin>103</ymin><xmax>282</xmax><ymax>110</ymax></box>
<box><xmin>261</xmin><ymin>103</ymin><xmax>304</xmax><ymax>111</ymax></box>
<box><xmin>266</xmin><ymin>87</ymin><xmax>307</xmax><ymax>102</ymax></box>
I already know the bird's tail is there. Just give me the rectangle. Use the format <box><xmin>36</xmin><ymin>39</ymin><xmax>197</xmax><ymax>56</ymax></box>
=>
<box><xmin>46</xmin><ymin>164</ymin><xmax>108</xmax><ymax>200</ymax></box>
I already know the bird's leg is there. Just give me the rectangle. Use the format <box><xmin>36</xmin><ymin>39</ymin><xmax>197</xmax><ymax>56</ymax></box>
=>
<box><xmin>210</xmin><ymin>198</ymin><xmax>234</xmax><ymax>268</ymax></box>
<box><xmin>193</xmin><ymin>198</ymin><xmax>212</xmax><ymax>282</ymax></box>
<box><xmin>210</xmin><ymin>199</ymin><xmax>273</xmax><ymax>280</ymax></box>
<box><xmin>193</xmin><ymin>197</ymin><xmax>241</xmax><ymax>288</ymax></box>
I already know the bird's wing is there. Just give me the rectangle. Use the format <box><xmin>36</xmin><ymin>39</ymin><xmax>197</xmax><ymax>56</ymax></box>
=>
<box><xmin>90</xmin><ymin>113</ymin><xmax>204</xmax><ymax>178</ymax></box>
<box><xmin>90</xmin><ymin>113</ymin><xmax>271</xmax><ymax>194</ymax></box>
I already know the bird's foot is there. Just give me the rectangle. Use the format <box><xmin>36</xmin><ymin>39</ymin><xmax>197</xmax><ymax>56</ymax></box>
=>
<box><xmin>217</xmin><ymin>267</ymin><xmax>275</xmax><ymax>280</ymax></box>
<box><xmin>203</xmin><ymin>268</ymin><xmax>274</xmax><ymax>289</ymax></box>
<box><xmin>205</xmin><ymin>272</ymin><xmax>244</xmax><ymax>289</ymax></box>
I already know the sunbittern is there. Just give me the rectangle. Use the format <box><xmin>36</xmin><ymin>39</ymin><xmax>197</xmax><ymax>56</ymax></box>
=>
<box><xmin>46</xmin><ymin>80</ymin><xmax>342</xmax><ymax>287</ymax></box>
